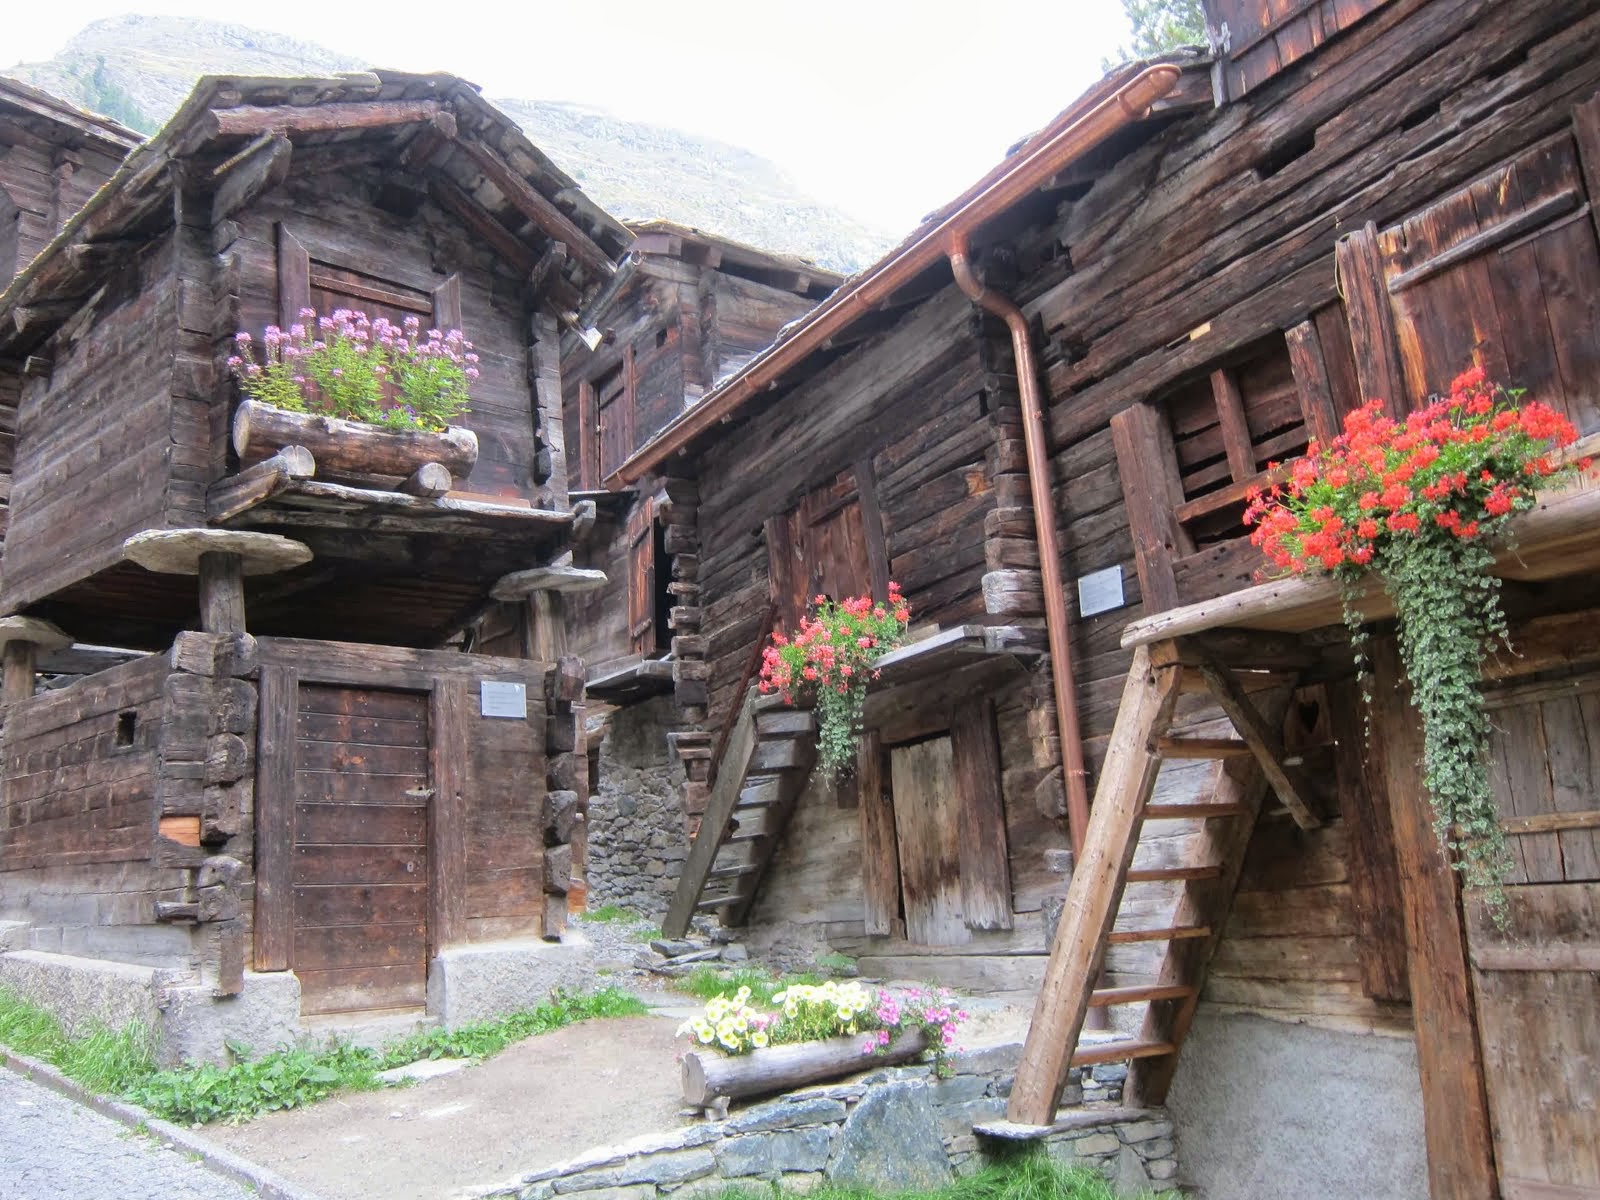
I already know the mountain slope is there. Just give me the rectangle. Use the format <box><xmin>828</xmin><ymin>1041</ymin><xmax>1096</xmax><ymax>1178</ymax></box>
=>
<box><xmin>6</xmin><ymin>15</ymin><xmax>889</xmax><ymax>271</ymax></box>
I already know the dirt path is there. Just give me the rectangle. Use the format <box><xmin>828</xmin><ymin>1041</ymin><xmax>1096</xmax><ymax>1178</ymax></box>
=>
<box><xmin>205</xmin><ymin>1014</ymin><xmax>689</xmax><ymax>1200</ymax></box>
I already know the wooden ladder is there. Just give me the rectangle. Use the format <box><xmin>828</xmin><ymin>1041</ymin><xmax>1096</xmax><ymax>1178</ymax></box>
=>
<box><xmin>662</xmin><ymin>688</ymin><xmax>818</xmax><ymax>939</ymax></box>
<box><xmin>1003</xmin><ymin>637</ymin><xmax>1322</xmax><ymax>1126</ymax></box>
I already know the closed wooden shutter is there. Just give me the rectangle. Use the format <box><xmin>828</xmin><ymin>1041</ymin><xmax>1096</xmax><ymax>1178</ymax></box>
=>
<box><xmin>1214</xmin><ymin>0</ymin><xmax>1393</xmax><ymax>99</ymax></box>
<box><xmin>626</xmin><ymin>498</ymin><xmax>655</xmax><ymax>656</ymax></box>
<box><xmin>1340</xmin><ymin>123</ymin><xmax>1600</xmax><ymax>434</ymax></box>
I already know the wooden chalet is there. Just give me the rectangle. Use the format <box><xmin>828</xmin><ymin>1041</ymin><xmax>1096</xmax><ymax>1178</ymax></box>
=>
<box><xmin>0</xmin><ymin>71</ymin><xmax>632</xmax><ymax>1051</ymax></box>
<box><xmin>560</xmin><ymin>221</ymin><xmax>839</xmax><ymax>712</ymax></box>
<box><xmin>605</xmin><ymin>2</ymin><xmax>1600</xmax><ymax>1196</ymax></box>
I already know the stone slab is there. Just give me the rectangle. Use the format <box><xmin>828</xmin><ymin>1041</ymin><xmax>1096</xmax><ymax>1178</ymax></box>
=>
<box><xmin>827</xmin><ymin>1080</ymin><xmax>952</xmax><ymax>1192</ymax></box>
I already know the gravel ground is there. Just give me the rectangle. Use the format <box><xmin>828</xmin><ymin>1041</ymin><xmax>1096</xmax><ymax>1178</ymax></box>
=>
<box><xmin>0</xmin><ymin>1068</ymin><xmax>256</xmax><ymax>1200</ymax></box>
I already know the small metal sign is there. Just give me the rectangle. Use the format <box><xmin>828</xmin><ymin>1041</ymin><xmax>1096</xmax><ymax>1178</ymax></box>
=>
<box><xmin>479</xmin><ymin>680</ymin><xmax>528</xmax><ymax>719</ymax></box>
<box><xmin>1076</xmin><ymin>565</ymin><xmax>1126</xmax><ymax>618</ymax></box>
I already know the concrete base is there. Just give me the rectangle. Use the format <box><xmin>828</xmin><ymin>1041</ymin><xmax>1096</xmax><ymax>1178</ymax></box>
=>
<box><xmin>0</xmin><ymin>948</ymin><xmax>172</xmax><ymax>1040</ymax></box>
<box><xmin>158</xmin><ymin>971</ymin><xmax>303</xmax><ymax>1067</ymax></box>
<box><xmin>1166</xmin><ymin>1011</ymin><xmax>1427</xmax><ymax>1200</ymax></box>
<box><xmin>428</xmin><ymin>933</ymin><xmax>598</xmax><ymax>1027</ymax></box>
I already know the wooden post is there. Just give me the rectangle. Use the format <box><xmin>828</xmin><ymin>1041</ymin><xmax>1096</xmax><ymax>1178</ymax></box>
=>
<box><xmin>1370</xmin><ymin>637</ymin><xmax>1498</xmax><ymax>1199</ymax></box>
<box><xmin>2</xmin><ymin>641</ymin><xmax>37</xmax><ymax>707</ymax></box>
<box><xmin>198</xmin><ymin>552</ymin><xmax>247</xmax><ymax>635</ymax></box>
<box><xmin>527</xmin><ymin>592</ymin><xmax>570</xmax><ymax>661</ymax></box>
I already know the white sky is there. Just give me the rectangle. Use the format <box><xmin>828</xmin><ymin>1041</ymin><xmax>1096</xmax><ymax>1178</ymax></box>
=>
<box><xmin>4</xmin><ymin>2</ymin><xmax>1136</xmax><ymax>233</ymax></box>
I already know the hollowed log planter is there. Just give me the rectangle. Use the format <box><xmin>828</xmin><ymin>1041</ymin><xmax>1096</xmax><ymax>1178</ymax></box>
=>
<box><xmin>233</xmin><ymin>399</ymin><xmax>478</xmax><ymax>485</ymax></box>
<box><xmin>681</xmin><ymin>1026</ymin><xmax>930</xmax><ymax>1107</ymax></box>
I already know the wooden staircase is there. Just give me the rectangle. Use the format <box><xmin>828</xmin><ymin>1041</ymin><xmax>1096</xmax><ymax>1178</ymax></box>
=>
<box><xmin>999</xmin><ymin>636</ymin><xmax>1322</xmax><ymax>1129</ymax></box>
<box><xmin>662</xmin><ymin>689</ymin><xmax>818</xmax><ymax>939</ymax></box>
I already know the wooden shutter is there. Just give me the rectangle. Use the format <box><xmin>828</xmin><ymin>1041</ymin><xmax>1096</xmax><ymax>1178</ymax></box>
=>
<box><xmin>596</xmin><ymin>356</ymin><xmax>632</xmax><ymax>481</ymax></box>
<box><xmin>277</xmin><ymin>225</ymin><xmax>311</xmax><ymax>329</ymax></box>
<box><xmin>1214</xmin><ymin>0</ymin><xmax>1393</xmax><ymax>99</ymax></box>
<box><xmin>626</xmin><ymin>498</ymin><xmax>655</xmax><ymax>656</ymax></box>
<box><xmin>1341</xmin><ymin>127</ymin><xmax>1600</xmax><ymax>435</ymax></box>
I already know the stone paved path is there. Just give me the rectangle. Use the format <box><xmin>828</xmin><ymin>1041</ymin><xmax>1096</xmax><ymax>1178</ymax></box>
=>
<box><xmin>0</xmin><ymin>1067</ymin><xmax>256</xmax><ymax>1200</ymax></box>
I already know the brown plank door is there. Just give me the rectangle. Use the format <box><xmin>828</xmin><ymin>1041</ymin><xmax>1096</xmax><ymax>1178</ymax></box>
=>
<box><xmin>1339</xmin><ymin>115</ymin><xmax>1600</xmax><ymax>435</ymax></box>
<box><xmin>1469</xmin><ymin>674</ymin><xmax>1600</xmax><ymax>1196</ymax></box>
<box><xmin>292</xmin><ymin>684</ymin><xmax>431</xmax><ymax>1016</ymax></box>
<box><xmin>888</xmin><ymin>736</ymin><xmax>970</xmax><ymax>947</ymax></box>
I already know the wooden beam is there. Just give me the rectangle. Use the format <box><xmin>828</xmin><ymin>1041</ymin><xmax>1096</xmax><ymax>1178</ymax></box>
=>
<box><xmin>1370</xmin><ymin>638</ymin><xmax>1498</xmax><ymax>1200</ymax></box>
<box><xmin>1334</xmin><ymin>224</ymin><xmax>1407</xmax><ymax>420</ymax></box>
<box><xmin>1472</xmin><ymin>943</ymin><xmax>1600</xmax><ymax>972</ymax></box>
<box><xmin>1112</xmin><ymin>402</ymin><xmax>1192</xmax><ymax>615</ymax></box>
<box><xmin>428</xmin><ymin>177</ymin><xmax>537</xmax><ymax>274</ymax></box>
<box><xmin>451</xmin><ymin>138</ymin><xmax>614</xmax><ymax>276</ymax></box>
<box><xmin>2</xmin><ymin>641</ymin><xmax>37</xmax><ymax>707</ymax></box>
<box><xmin>1210</xmin><ymin>369</ymin><xmax>1256</xmax><ymax>483</ymax></box>
<box><xmin>211</xmin><ymin>132</ymin><xmax>292</xmax><ymax>223</ymax></box>
<box><xmin>1285</xmin><ymin>319</ymin><xmax>1342</xmax><ymax>446</ymax></box>
<box><xmin>205</xmin><ymin>446</ymin><xmax>316</xmax><ymax>523</ymax></box>
<box><xmin>1195</xmin><ymin>657</ymin><xmax>1320</xmax><ymax>829</ymax></box>
<box><xmin>1006</xmin><ymin>643</ymin><xmax>1183</xmax><ymax>1125</ymax></box>
<box><xmin>429</xmin><ymin>679</ymin><xmax>469</xmax><ymax>954</ymax></box>
<box><xmin>205</xmin><ymin>99</ymin><xmax>441</xmax><ymax>140</ymax></box>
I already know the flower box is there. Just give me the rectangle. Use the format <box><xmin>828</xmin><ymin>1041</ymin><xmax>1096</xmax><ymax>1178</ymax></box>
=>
<box><xmin>681</xmin><ymin>1026</ymin><xmax>931</xmax><ymax>1108</ymax></box>
<box><xmin>232</xmin><ymin>399</ymin><xmax>478</xmax><ymax>487</ymax></box>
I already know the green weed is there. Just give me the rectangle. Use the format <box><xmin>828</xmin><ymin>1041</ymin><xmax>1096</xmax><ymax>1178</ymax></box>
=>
<box><xmin>673</xmin><ymin>965</ymin><xmax>824</xmax><ymax>1006</ymax></box>
<box><xmin>0</xmin><ymin>984</ymin><xmax>646</xmax><ymax>1126</ymax></box>
<box><xmin>708</xmin><ymin>1151</ymin><xmax>1175</xmax><ymax>1200</ymax></box>
<box><xmin>582</xmin><ymin>904</ymin><xmax>644</xmax><ymax>923</ymax></box>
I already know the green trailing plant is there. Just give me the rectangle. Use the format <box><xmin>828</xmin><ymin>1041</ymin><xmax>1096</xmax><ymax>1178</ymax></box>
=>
<box><xmin>759</xmin><ymin>584</ymin><xmax>911</xmax><ymax>777</ymax></box>
<box><xmin>1245</xmin><ymin>369</ymin><xmax>1589</xmax><ymax>919</ymax></box>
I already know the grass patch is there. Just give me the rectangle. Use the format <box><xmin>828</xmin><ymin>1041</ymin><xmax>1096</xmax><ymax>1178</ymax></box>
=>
<box><xmin>711</xmin><ymin>1152</ymin><xmax>1174</xmax><ymax>1200</ymax></box>
<box><xmin>673</xmin><ymin>964</ymin><xmax>824</xmax><ymax>1006</ymax></box>
<box><xmin>0</xmin><ymin>984</ymin><xmax>646</xmax><ymax>1126</ymax></box>
<box><xmin>583</xmin><ymin>904</ymin><xmax>645</xmax><ymax>924</ymax></box>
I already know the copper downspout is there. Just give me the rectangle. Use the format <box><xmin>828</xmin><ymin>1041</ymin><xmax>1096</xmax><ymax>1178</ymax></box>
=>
<box><xmin>947</xmin><ymin>238</ymin><xmax>1090</xmax><ymax>859</ymax></box>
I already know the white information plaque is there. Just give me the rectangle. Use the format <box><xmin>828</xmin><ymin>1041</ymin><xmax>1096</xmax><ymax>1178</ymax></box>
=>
<box><xmin>1076</xmin><ymin>565</ymin><xmax>1126</xmax><ymax>618</ymax></box>
<box><xmin>480</xmin><ymin>680</ymin><xmax>528</xmax><ymax>719</ymax></box>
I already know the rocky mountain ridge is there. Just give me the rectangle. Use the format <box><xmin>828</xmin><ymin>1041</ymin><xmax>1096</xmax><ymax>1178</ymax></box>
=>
<box><xmin>6</xmin><ymin>15</ymin><xmax>890</xmax><ymax>271</ymax></box>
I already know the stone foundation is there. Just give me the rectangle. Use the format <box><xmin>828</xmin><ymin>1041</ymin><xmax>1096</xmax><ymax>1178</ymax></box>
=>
<box><xmin>479</xmin><ymin>1044</ymin><xmax>1180</xmax><ymax>1200</ymax></box>
<box><xmin>587</xmin><ymin>698</ymin><xmax>688</xmax><ymax>919</ymax></box>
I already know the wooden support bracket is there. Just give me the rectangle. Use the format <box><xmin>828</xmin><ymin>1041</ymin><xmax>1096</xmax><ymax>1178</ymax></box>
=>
<box><xmin>1194</xmin><ymin>656</ymin><xmax>1322</xmax><ymax>830</ymax></box>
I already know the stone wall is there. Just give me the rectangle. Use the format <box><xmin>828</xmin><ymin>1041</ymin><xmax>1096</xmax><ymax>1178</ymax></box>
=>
<box><xmin>480</xmin><ymin>1045</ymin><xmax>1180</xmax><ymax>1200</ymax></box>
<box><xmin>586</xmin><ymin>698</ymin><xmax>687</xmax><ymax>919</ymax></box>
<box><xmin>1166</xmin><ymin>1011</ymin><xmax>1426</xmax><ymax>1200</ymax></box>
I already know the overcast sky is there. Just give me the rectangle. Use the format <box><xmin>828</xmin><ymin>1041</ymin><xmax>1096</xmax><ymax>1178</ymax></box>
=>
<box><xmin>6</xmin><ymin>2</ymin><xmax>1137</xmax><ymax>233</ymax></box>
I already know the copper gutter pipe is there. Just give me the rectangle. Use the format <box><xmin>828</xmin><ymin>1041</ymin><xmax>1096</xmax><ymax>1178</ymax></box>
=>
<box><xmin>947</xmin><ymin>238</ymin><xmax>1090</xmax><ymax>858</ymax></box>
<box><xmin>607</xmin><ymin>62</ymin><xmax>1182</xmax><ymax>489</ymax></box>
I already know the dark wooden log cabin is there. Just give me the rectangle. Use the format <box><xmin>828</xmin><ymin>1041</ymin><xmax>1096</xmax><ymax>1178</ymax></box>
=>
<box><xmin>561</xmin><ymin>220</ymin><xmax>839</xmax><ymax>708</ymax></box>
<box><xmin>0</xmin><ymin>78</ymin><xmax>141</xmax><ymax>554</ymax></box>
<box><xmin>0</xmin><ymin>71</ymin><xmax>631</xmax><ymax>1055</ymax></box>
<box><xmin>608</xmin><ymin>3</ymin><xmax>1600</xmax><ymax>1196</ymax></box>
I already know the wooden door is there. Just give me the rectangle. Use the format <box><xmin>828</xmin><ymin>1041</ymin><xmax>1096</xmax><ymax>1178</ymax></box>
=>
<box><xmin>889</xmin><ymin>736</ymin><xmax>970</xmax><ymax>946</ymax></box>
<box><xmin>1470</xmin><ymin>673</ymin><xmax>1600</xmax><ymax>1195</ymax></box>
<box><xmin>767</xmin><ymin>465</ymin><xmax>889</xmax><ymax>632</ymax></box>
<box><xmin>1340</xmin><ymin>114</ymin><xmax>1600</xmax><ymax>435</ymax></box>
<box><xmin>292</xmin><ymin>684</ymin><xmax>430</xmax><ymax>1016</ymax></box>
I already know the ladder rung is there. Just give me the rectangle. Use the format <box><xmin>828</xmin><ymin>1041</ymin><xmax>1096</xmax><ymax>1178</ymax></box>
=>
<box><xmin>726</xmin><ymin>829</ymin><xmax>774</xmax><ymax>843</ymax></box>
<box><xmin>1108</xmin><ymin>924</ymin><xmax>1211</xmax><ymax>944</ymax></box>
<box><xmin>1155</xmin><ymin>736</ymin><xmax>1253</xmax><ymax>759</ymax></box>
<box><xmin>706</xmin><ymin>864</ymin><xmax>758</xmax><ymax>880</ymax></box>
<box><xmin>1088</xmin><ymin>984</ymin><xmax>1196</xmax><ymax>1007</ymax></box>
<box><xmin>1126</xmin><ymin>865</ymin><xmax>1224</xmax><ymax>883</ymax></box>
<box><xmin>695</xmin><ymin>892</ymin><xmax>751</xmax><ymax>911</ymax></box>
<box><xmin>1143</xmin><ymin>802</ymin><xmax>1251</xmax><ymax>820</ymax></box>
<box><xmin>1071</xmin><ymin>1039</ymin><xmax>1177</xmax><ymax>1067</ymax></box>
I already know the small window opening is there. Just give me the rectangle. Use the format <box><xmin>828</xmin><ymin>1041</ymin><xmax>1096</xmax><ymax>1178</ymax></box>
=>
<box><xmin>656</xmin><ymin>328</ymin><xmax>669</xmax><ymax>348</ymax></box>
<box><xmin>1400</xmin><ymin>100</ymin><xmax>1441</xmax><ymax>132</ymax></box>
<box><xmin>1255</xmin><ymin>131</ymin><xmax>1316</xmax><ymax>180</ymax></box>
<box><xmin>115</xmin><ymin>711</ymin><xmax>138</xmax><ymax>748</ymax></box>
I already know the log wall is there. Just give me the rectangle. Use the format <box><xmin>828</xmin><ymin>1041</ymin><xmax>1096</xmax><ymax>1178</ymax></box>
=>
<box><xmin>1</xmin><ymin>236</ymin><xmax>179</xmax><ymax>611</ymax></box>
<box><xmin>0</xmin><ymin>652</ymin><xmax>201</xmax><ymax>971</ymax></box>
